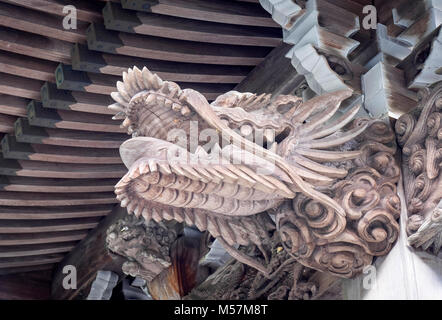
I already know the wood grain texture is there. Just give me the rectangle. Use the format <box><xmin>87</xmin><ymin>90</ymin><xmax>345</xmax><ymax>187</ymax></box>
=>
<box><xmin>2</xmin><ymin>0</ymin><xmax>104</xmax><ymax>23</ymax></box>
<box><xmin>27</xmin><ymin>101</ymin><xmax>125</xmax><ymax>133</ymax></box>
<box><xmin>15</xmin><ymin>118</ymin><xmax>126</xmax><ymax>149</ymax></box>
<box><xmin>0</xmin><ymin>27</ymin><xmax>71</xmax><ymax>63</ymax></box>
<box><xmin>0</xmin><ymin>204</ymin><xmax>113</xmax><ymax>220</ymax></box>
<box><xmin>72</xmin><ymin>44</ymin><xmax>250</xmax><ymax>83</ymax></box>
<box><xmin>2</xmin><ymin>134</ymin><xmax>122</xmax><ymax>164</ymax></box>
<box><xmin>87</xmin><ymin>23</ymin><xmax>271</xmax><ymax>66</ymax></box>
<box><xmin>0</xmin><ymin>1</ymin><xmax>88</xmax><ymax>44</ymax></box>
<box><xmin>0</xmin><ymin>50</ymin><xmax>56</xmax><ymax>82</ymax></box>
<box><xmin>103</xmin><ymin>2</ymin><xmax>281</xmax><ymax>46</ymax></box>
<box><xmin>120</xmin><ymin>0</ymin><xmax>278</xmax><ymax>27</ymax></box>
<box><xmin>0</xmin><ymin>156</ymin><xmax>126</xmax><ymax>179</ymax></box>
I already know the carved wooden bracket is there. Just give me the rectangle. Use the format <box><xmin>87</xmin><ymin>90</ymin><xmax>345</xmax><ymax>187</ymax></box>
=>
<box><xmin>396</xmin><ymin>83</ymin><xmax>442</xmax><ymax>254</ymax></box>
<box><xmin>108</xmin><ymin>67</ymin><xmax>400</xmax><ymax>279</ymax></box>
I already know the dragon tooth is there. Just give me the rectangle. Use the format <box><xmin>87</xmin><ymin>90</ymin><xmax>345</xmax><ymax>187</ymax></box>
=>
<box><xmin>120</xmin><ymin>198</ymin><xmax>129</xmax><ymax>208</ymax></box>
<box><xmin>152</xmin><ymin>209</ymin><xmax>162</xmax><ymax>222</ymax></box>
<box><xmin>181</xmin><ymin>106</ymin><xmax>191</xmax><ymax>116</ymax></box>
<box><xmin>148</xmin><ymin>160</ymin><xmax>158</xmax><ymax>172</ymax></box>
<box><xmin>159</xmin><ymin>163</ymin><xmax>172</xmax><ymax>174</ymax></box>
<box><xmin>127</xmin><ymin>201</ymin><xmax>136</xmax><ymax>213</ymax></box>
<box><xmin>138</xmin><ymin>161</ymin><xmax>148</xmax><ymax>174</ymax></box>
<box><xmin>162</xmin><ymin>210</ymin><xmax>174</xmax><ymax>220</ymax></box>
<box><xmin>133</xmin><ymin>204</ymin><xmax>143</xmax><ymax>217</ymax></box>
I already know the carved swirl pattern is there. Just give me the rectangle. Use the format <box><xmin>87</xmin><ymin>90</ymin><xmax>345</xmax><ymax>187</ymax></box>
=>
<box><xmin>396</xmin><ymin>83</ymin><xmax>442</xmax><ymax>253</ymax></box>
<box><xmin>277</xmin><ymin>120</ymin><xmax>400</xmax><ymax>277</ymax></box>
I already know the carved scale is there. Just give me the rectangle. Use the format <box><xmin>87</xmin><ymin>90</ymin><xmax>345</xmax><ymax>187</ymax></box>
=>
<box><xmin>109</xmin><ymin>66</ymin><xmax>401</xmax><ymax>278</ymax></box>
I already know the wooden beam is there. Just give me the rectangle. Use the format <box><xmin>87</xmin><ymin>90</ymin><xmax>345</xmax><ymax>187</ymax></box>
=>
<box><xmin>0</xmin><ymin>176</ymin><xmax>117</xmax><ymax>193</ymax></box>
<box><xmin>15</xmin><ymin>118</ymin><xmax>126</xmax><ymax>149</ymax></box>
<box><xmin>0</xmin><ymin>72</ymin><xmax>43</xmax><ymax>100</ymax></box>
<box><xmin>0</xmin><ymin>27</ymin><xmax>71</xmax><ymax>63</ymax></box>
<box><xmin>0</xmin><ymin>204</ymin><xmax>113</xmax><ymax>220</ymax></box>
<box><xmin>0</xmin><ymin>114</ymin><xmax>15</xmax><ymax>134</ymax></box>
<box><xmin>0</xmin><ymin>94</ymin><xmax>28</xmax><ymax>117</ymax></box>
<box><xmin>1</xmin><ymin>134</ymin><xmax>122</xmax><ymax>164</ymax></box>
<box><xmin>55</xmin><ymin>63</ymin><xmax>236</xmax><ymax>100</ymax></box>
<box><xmin>0</xmin><ymin>192</ymin><xmax>117</xmax><ymax>207</ymax></box>
<box><xmin>0</xmin><ymin>230</ymin><xmax>89</xmax><ymax>246</ymax></box>
<box><xmin>0</xmin><ymin>50</ymin><xmax>56</xmax><ymax>82</ymax></box>
<box><xmin>0</xmin><ymin>254</ymin><xmax>64</xmax><ymax>269</ymax></box>
<box><xmin>71</xmin><ymin>44</ymin><xmax>250</xmax><ymax>83</ymax></box>
<box><xmin>0</xmin><ymin>218</ymin><xmax>102</xmax><ymax>233</ymax></box>
<box><xmin>27</xmin><ymin>101</ymin><xmax>125</xmax><ymax>133</ymax></box>
<box><xmin>51</xmin><ymin>205</ymin><xmax>128</xmax><ymax>300</ymax></box>
<box><xmin>0</xmin><ymin>156</ymin><xmax>126</xmax><ymax>179</ymax></box>
<box><xmin>120</xmin><ymin>0</ymin><xmax>278</xmax><ymax>27</ymax></box>
<box><xmin>103</xmin><ymin>2</ymin><xmax>281</xmax><ymax>46</ymax></box>
<box><xmin>86</xmin><ymin>23</ymin><xmax>272</xmax><ymax>66</ymax></box>
<box><xmin>41</xmin><ymin>82</ymin><xmax>115</xmax><ymax>115</ymax></box>
<box><xmin>235</xmin><ymin>43</ymin><xmax>305</xmax><ymax>96</ymax></box>
<box><xmin>0</xmin><ymin>2</ymin><xmax>88</xmax><ymax>44</ymax></box>
<box><xmin>2</xmin><ymin>0</ymin><xmax>104</xmax><ymax>23</ymax></box>
<box><xmin>0</xmin><ymin>242</ymin><xmax>77</xmax><ymax>258</ymax></box>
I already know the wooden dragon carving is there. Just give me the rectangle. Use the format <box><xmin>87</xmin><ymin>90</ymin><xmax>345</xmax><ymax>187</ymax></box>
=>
<box><xmin>396</xmin><ymin>83</ymin><xmax>442</xmax><ymax>254</ymax></box>
<box><xmin>109</xmin><ymin>66</ymin><xmax>401</xmax><ymax>279</ymax></box>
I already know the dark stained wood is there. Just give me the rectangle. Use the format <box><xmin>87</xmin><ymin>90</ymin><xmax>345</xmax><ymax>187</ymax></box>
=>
<box><xmin>0</xmin><ymin>156</ymin><xmax>126</xmax><ymax>179</ymax></box>
<box><xmin>0</xmin><ymin>95</ymin><xmax>28</xmax><ymax>117</ymax></box>
<box><xmin>235</xmin><ymin>43</ymin><xmax>305</xmax><ymax>96</ymax></box>
<box><xmin>2</xmin><ymin>134</ymin><xmax>122</xmax><ymax>164</ymax></box>
<box><xmin>0</xmin><ymin>114</ymin><xmax>15</xmax><ymax>133</ymax></box>
<box><xmin>0</xmin><ymin>50</ymin><xmax>56</xmax><ymax>82</ymax></box>
<box><xmin>0</xmin><ymin>230</ymin><xmax>89</xmax><ymax>246</ymax></box>
<box><xmin>0</xmin><ymin>269</ymin><xmax>52</xmax><ymax>298</ymax></box>
<box><xmin>120</xmin><ymin>0</ymin><xmax>278</xmax><ymax>27</ymax></box>
<box><xmin>103</xmin><ymin>2</ymin><xmax>281</xmax><ymax>46</ymax></box>
<box><xmin>0</xmin><ymin>2</ymin><xmax>88</xmax><ymax>44</ymax></box>
<box><xmin>15</xmin><ymin>118</ymin><xmax>126</xmax><ymax>149</ymax></box>
<box><xmin>87</xmin><ymin>23</ymin><xmax>272</xmax><ymax>66</ymax></box>
<box><xmin>51</xmin><ymin>205</ymin><xmax>128</xmax><ymax>300</ymax></box>
<box><xmin>41</xmin><ymin>82</ymin><xmax>116</xmax><ymax>115</ymax></box>
<box><xmin>27</xmin><ymin>101</ymin><xmax>126</xmax><ymax>133</ymax></box>
<box><xmin>0</xmin><ymin>204</ymin><xmax>113</xmax><ymax>220</ymax></box>
<box><xmin>0</xmin><ymin>218</ymin><xmax>102</xmax><ymax>233</ymax></box>
<box><xmin>0</xmin><ymin>72</ymin><xmax>43</xmax><ymax>100</ymax></box>
<box><xmin>0</xmin><ymin>175</ymin><xmax>117</xmax><ymax>193</ymax></box>
<box><xmin>72</xmin><ymin>44</ymin><xmax>250</xmax><ymax>83</ymax></box>
<box><xmin>2</xmin><ymin>0</ymin><xmax>104</xmax><ymax>23</ymax></box>
<box><xmin>0</xmin><ymin>242</ymin><xmax>78</xmax><ymax>258</ymax></box>
<box><xmin>56</xmin><ymin>63</ymin><xmax>235</xmax><ymax>99</ymax></box>
<box><xmin>0</xmin><ymin>192</ymin><xmax>118</xmax><ymax>207</ymax></box>
<box><xmin>0</xmin><ymin>254</ymin><xmax>64</xmax><ymax>269</ymax></box>
<box><xmin>0</xmin><ymin>27</ymin><xmax>71</xmax><ymax>63</ymax></box>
